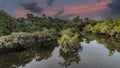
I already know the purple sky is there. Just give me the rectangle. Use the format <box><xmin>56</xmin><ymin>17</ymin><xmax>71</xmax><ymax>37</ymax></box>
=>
<box><xmin>1</xmin><ymin>0</ymin><xmax>119</xmax><ymax>20</ymax></box>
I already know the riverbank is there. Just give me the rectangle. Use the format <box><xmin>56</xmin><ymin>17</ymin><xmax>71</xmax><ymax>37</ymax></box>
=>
<box><xmin>0</xmin><ymin>29</ymin><xmax>57</xmax><ymax>53</ymax></box>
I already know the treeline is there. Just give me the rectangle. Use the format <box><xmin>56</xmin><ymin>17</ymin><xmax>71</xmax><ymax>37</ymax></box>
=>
<box><xmin>0</xmin><ymin>10</ymin><xmax>96</xmax><ymax>36</ymax></box>
<box><xmin>0</xmin><ymin>10</ymin><xmax>120</xmax><ymax>39</ymax></box>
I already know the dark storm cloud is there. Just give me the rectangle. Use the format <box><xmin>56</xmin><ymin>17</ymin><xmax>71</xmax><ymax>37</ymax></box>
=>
<box><xmin>20</xmin><ymin>2</ymin><xmax>44</xmax><ymax>14</ymax></box>
<box><xmin>97</xmin><ymin>0</ymin><xmax>102</xmax><ymax>3</ymax></box>
<box><xmin>108</xmin><ymin>0</ymin><xmax>120</xmax><ymax>17</ymax></box>
<box><xmin>54</xmin><ymin>9</ymin><xmax>64</xmax><ymax>18</ymax></box>
<box><xmin>46</xmin><ymin>0</ymin><xmax>54</xmax><ymax>6</ymax></box>
<box><xmin>91</xmin><ymin>0</ymin><xmax>102</xmax><ymax>7</ymax></box>
<box><xmin>54</xmin><ymin>10</ymin><xmax>75</xmax><ymax>19</ymax></box>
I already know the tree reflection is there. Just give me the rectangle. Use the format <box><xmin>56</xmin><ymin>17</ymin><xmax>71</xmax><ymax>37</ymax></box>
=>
<box><xmin>58</xmin><ymin>30</ymin><xmax>83</xmax><ymax>67</ymax></box>
<box><xmin>58</xmin><ymin>43</ymin><xmax>82</xmax><ymax>67</ymax></box>
<box><xmin>0</xmin><ymin>40</ymin><xmax>57</xmax><ymax>68</ymax></box>
<box><xmin>84</xmin><ymin>34</ymin><xmax>120</xmax><ymax>55</ymax></box>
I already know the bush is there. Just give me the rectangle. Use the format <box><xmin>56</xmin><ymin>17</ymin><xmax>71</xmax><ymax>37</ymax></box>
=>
<box><xmin>58</xmin><ymin>28</ymin><xmax>80</xmax><ymax>47</ymax></box>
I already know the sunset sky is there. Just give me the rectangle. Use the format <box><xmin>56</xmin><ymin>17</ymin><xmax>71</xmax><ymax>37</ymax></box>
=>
<box><xmin>0</xmin><ymin>0</ymin><xmax>120</xmax><ymax>20</ymax></box>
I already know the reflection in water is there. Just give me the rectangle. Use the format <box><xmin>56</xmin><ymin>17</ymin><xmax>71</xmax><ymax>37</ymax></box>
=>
<box><xmin>0</xmin><ymin>34</ymin><xmax>120</xmax><ymax>68</ymax></box>
<box><xmin>59</xmin><ymin>45</ymin><xmax>82</xmax><ymax>67</ymax></box>
<box><xmin>59</xmin><ymin>48</ymin><xmax>81</xmax><ymax>67</ymax></box>
<box><xmin>0</xmin><ymin>40</ymin><xmax>57</xmax><ymax>68</ymax></box>
<box><xmin>58</xmin><ymin>34</ymin><xmax>83</xmax><ymax>67</ymax></box>
<box><xmin>84</xmin><ymin>34</ymin><xmax>120</xmax><ymax>55</ymax></box>
<box><xmin>60</xmin><ymin>43</ymin><xmax>82</xmax><ymax>54</ymax></box>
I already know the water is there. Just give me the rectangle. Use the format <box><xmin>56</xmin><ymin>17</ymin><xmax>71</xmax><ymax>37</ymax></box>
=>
<box><xmin>0</xmin><ymin>35</ymin><xmax>120</xmax><ymax>68</ymax></box>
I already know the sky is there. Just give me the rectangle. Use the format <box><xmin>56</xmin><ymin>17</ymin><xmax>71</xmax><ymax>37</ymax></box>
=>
<box><xmin>0</xmin><ymin>0</ymin><xmax>119</xmax><ymax>20</ymax></box>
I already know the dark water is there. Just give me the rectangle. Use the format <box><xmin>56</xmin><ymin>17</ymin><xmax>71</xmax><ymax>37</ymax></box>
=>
<box><xmin>0</xmin><ymin>35</ymin><xmax>120</xmax><ymax>68</ymax></box>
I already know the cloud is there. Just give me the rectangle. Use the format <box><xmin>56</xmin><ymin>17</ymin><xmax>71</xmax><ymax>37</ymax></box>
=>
<box><xmin>20</xmin><ymin>2</ymin><xmax>44</xmax><ymax>14</ymax></box>
<box><xmin>42</xmin><ymin>1</ymin><xmax>110</xmax><ymax>19</ymax></box>
<box><xmin>54</xmin><ymin>10</ymin><xmax>76</xmax><ymax>19</ymax></box>
<box><xmin>54</xmin><ymin>9</ymin><xmax>64</xmax><ymax>18</ymax></box>
<box><xmin>62</xmin><ymin>1</ymin><xmax>109</xmax><ymax>16</ymax></box>
<box><xmin>15</xmin><ymin>0</ymin><xmax>110</xmax><ymax>19</ymax></box>
<box><xmin>43</xmin><ymin>7</ymin><xmax>61</xmax><ymax>16</ymax></box>
<box><xmin>14</xmin><ymin>9</ymin><xmax>28</xmax><ymax>18</ymax></box>
<box><xmin>108</xmin><ymin>0</ymin><xmax>120</xmax><ymax>17</ymax></box>
<box><xmin>96</xmin><ymin>0</ymin><xmax>103</xmax><ymax>3</ymax></box>
<box><xmin>46</xmin><ymin>0</ymin><xmax>54</xmax><ymax>6</ymax></box>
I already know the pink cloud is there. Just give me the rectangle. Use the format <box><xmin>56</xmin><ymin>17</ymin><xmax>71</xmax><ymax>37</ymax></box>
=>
<box><xmin>13</xmin><ymin>0</ymin><xmax>110</xmax><ymax>19</ymax></box>
<box><xmin>14</xmin><ymin>9</ymin><xmax>28</xmax><ymax>18</ymax></box>
<box><xmin>41</xmin><ymin>0</ymin><xmax>110</xmax><ymax>18</ymax></box>
<box><xmin>62</xmin><ymin>1</ymin><xmax>110</xmax><ymax>16</ymax></box>
<box><xmin>43</xmin><ymin>7</ymin><xmax>62</xmax><ymax>16</ymax></box>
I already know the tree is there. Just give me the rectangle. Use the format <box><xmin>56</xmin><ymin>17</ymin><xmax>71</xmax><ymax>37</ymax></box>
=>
<box><xmin>0</xmin><ymin>10</ymin><xmax>17</xmax><ymax>35</ymax></box>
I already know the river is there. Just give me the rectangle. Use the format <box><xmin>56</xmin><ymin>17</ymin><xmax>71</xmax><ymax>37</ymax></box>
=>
<box><xmin>0</xmin><ymin>35</ymin><xmax>120</xmax><ymax>68</ymax></box>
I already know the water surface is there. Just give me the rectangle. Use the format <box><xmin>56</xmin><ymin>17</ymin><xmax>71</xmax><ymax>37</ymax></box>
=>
<box><xmin>0</xmin><ymin>35</ymin><xmax>120</xmax><ymax>68</ymax></box>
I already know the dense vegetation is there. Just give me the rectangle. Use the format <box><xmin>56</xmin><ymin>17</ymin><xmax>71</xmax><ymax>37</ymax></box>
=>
<box><xmin>84</xmin><ymin>17</ymin><xmax>120</xmax><ymax>38</ymax></box>
<box><xmin>0</xmin><ymin>10</ymin><xmax>120</xmax><ymax>52</ymax></box>
<box><xmin>0</xmin><ymin>28</ymin><xmax>57</xmax><ymax>52</ymax></box>
<box><xmin>58</xmin><ymin>28</ymin><xmax>81</xmax><ymax>53</ymax></box>
<box><xmin>0</xmin><ymin>10</ymin><xmax>92</xmax><ymax>35</ymax></box>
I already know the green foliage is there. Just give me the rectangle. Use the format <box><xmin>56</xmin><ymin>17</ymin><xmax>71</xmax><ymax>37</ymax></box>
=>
<box><xmin>91</xmin><ymin>23</ymin><xmax>101</xmax><ymax>33</ymax></box>
<box><xmin>0</xmin><ymin>10</ymin><xmax>120</xmax><ymax>53</ymax></box>
<box><xmin>68</xmin><ymin>34</ymin><xmax>79</xmax><ymax>46</ymax></box>
<box><xmin>0</xmin><ymin>28</ymin><xmax>57</xmax><ymax>52</ymax></box>
<box><xmin>58</xmin><ymin>28</ymin><xmax>81</xmax><ymax>53</ymax></box>
<box><xmin>84</xmin><ymin>24</ymin><xmax>92</xmax><ymax>32</ymax></box>
<box><xmin>0</xmin><ymin>10</ymin><xmax>120</xmax><ymax>39</ymax></box>
<box><xmin>0</xmin><ymin>10</ymin><xmax>18</xmax><ymax>35</ymax></box>
<box><xmin>61</xmin><ymin>28</ymin><xmax>73</xmax><ymax>36</ymax></box>
<box><xmin>90</xmin><ymin>17</ymin><xmax>120</xmax><ymax>38</ymax></box>
<box><xmin>58</xmin><ymin>28</ymin><xmax>80</xmax><ymax>47</ymax></box>
<box><xmin>64</xmin><ymin>16</ymin><xmax>85</xmax><ymax>31</ymax></box>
